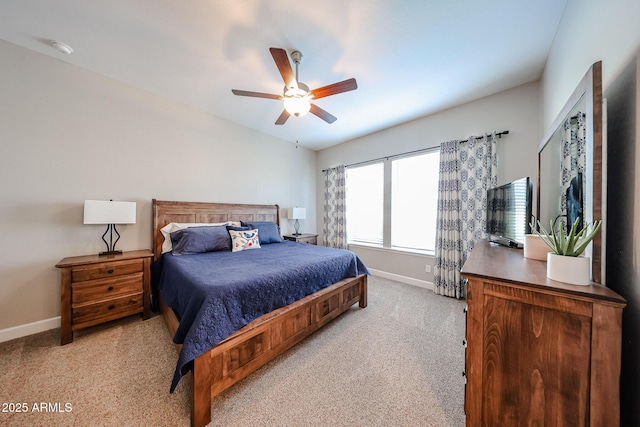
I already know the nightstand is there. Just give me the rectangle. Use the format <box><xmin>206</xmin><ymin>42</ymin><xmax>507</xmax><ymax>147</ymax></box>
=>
<box><xmin>56</xmin><ymin>250</ymin><xmax>153</xmax><ymax>345</ymax></box>
<box><xmin>283</xmin><ymin>233</ymin><xmax>318</xmax><ymax>245</ymax></box>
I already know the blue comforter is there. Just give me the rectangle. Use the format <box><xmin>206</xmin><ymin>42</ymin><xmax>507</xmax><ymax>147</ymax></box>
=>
<box><xmin>156</xmin><ymin>241</ymin><xmax>368</xmax><ymax>392</ymax></box>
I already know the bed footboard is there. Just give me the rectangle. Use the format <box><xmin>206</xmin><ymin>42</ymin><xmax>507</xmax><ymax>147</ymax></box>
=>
<box><xmin>164</xmin><ymin>274</ymin><xmax>367</xmax><ymax>427</ymax></box>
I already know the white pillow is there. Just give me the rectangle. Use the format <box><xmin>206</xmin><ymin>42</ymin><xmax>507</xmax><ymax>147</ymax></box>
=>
<box><xmin>229</xmin><ymin>229</ymin><xmax>261</xmax><ymax>252</ymax></box>
<box><xmin>160</xmin><ymin>221</ymin><xmax>240</xmax><ymax>253</ymax></box>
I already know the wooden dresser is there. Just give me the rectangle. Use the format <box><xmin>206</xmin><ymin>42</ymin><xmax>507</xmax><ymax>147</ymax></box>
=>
<box><xmin>283</xmin><ymin>233</ymin><xmax>318</xmax><ymax>245</ymax></box>
<box><xmin>56</xmin><ymin>250</ymin><xmax>153</xmax><ymax>345</ymax></box>
<box><xmin>461</xmin><ymin>240</ymin><xmax>626</xmax><ymax>426</ymax></box>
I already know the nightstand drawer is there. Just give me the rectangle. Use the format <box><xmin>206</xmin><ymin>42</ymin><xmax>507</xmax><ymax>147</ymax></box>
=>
<box><xmin>72</xmin><ymin>292</ymin><xmax>143</xmax><ymax>329</ymax></box>
<box><xmin>71</xmin><ymin>259</ymin><xmax>143</xmax><ymax>282</ymax></box>
<box><xmin>72</xmin><ymin>273</ymin><xmax>143</xmax><ymax>304</ymax></box>
<box><xmin>298</xmin><ymin>236</ymin><xmax>317</xmax><ymax>245</ymax></box>
<box><xmin>283</xmin><ymin>234</ymin><xmax>318</xmax><ymax>245</ymax></box>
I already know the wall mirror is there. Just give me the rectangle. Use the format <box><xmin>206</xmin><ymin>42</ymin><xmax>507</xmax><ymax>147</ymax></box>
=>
<box><xmin>537</xmin><ymin>61</ymin><xmax>603</xmax><ymax>283</ymax></box>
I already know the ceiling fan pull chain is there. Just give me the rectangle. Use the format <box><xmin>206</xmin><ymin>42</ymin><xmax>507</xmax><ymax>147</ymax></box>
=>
<box><xmin>295</xmin><ymin>117</ymin><xmax>299</xmax><ymax>149</ymax></box>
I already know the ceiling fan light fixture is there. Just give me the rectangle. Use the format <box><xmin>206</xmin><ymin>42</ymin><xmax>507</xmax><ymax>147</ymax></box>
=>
<box><xmin>283</xmin><ymin>96</ymin><xmax>311</xmax><ymax>117</ymax></box>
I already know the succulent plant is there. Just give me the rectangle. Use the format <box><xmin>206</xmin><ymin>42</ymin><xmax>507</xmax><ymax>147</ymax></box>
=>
<box><xmin>530</xmin><ymin>217</ymin><xmax>601</xmax><ymax>257</ymax></box>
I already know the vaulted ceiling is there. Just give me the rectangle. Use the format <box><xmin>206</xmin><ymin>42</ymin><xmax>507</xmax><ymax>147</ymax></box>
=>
<box><xmin>0</xmin><ymin>0</ymin><xmax>566</xmax><ymax>150</ymax></box>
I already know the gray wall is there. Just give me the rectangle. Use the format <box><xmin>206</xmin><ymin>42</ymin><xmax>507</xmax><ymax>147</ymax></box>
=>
<box><xmin>0</xmin><ymin>40</ymin><xmax>317</xmax><ymax>332</ymax></box>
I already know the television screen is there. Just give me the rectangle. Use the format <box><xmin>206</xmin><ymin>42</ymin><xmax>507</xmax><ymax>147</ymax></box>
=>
<box><xmin>486</xmin><ymin>177</ymin><xmax>532</xmax><ymax>246</ymax></box>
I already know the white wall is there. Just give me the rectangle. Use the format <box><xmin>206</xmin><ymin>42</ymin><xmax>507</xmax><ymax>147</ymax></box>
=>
<box><xmin>541</xmin><ymin>0</ymin><xmax>640</xmax><ymax>129</ymax></box>
<box><xmin>0</xmin><ymin>40</ymin><xmax>316</xmax><ymax>332</ymax></box>
<box><xmin>316</xmin><ymin>81</ymin><xmax>540</xmax><ymax>283</ymax></box>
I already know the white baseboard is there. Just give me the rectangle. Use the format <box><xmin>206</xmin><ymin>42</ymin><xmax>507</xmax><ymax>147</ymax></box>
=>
<box><xmin>368</xmin><ymin>269</ymin><xmax>434</xmax><ymax>290</ymax></box>
<box><xmin>0</xmin><ymin>316</ymin><xmax>61</xmax><ymax>343</ymax></box>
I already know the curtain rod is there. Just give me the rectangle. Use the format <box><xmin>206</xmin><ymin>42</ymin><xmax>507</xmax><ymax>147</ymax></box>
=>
<box><xmin>322</xmin><ymin>130</ymin><xmax>509</xmax><ymax>172</ymax></box>
<box><xmin>459</xmin><ymin>130</ymin><xmax>509</xmax><ymax>143</ymax></box>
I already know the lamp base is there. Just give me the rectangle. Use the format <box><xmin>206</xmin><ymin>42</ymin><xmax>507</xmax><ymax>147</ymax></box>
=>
<box><xmin>99</xmin><ymin>224</ymin><xmax>122</xmax><ymax>257</ymax></box>
<box><xmin>292</xmin><ymin>233</ymin><xmax>301</xmax><ymax>236</ymax></box>
<box><xmin>99</xmin><ymin>250</ymin><xmax>123</xmax><ymax>257</ymax></box>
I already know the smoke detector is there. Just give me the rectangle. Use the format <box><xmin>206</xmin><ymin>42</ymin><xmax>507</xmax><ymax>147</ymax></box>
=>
<box><xmin>51</xmin><ymin>41</ymin><xmax>74</xmax><ymax>55</ymax></box>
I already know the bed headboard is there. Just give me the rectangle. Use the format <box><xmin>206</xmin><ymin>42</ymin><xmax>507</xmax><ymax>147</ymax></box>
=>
<box><xmin>152</xmin><ymin>199</ymin><xmax>280</xmax><ymax>260</ymax></box>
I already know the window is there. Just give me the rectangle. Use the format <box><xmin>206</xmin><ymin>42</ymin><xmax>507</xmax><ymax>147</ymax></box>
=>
<box><xmin>391</xmin><ymin>152</ymin><xmax>440</xmax><ymax>251</ymax></box>
<box><xmin>346</xmin><ymin>162</ymin><xmax>384</xmax><ymax>245</ymax></box>
<box><xmin>346</xmin><ymin>149</ymin><xmax>440</xmax><ymax>253</ymax></box>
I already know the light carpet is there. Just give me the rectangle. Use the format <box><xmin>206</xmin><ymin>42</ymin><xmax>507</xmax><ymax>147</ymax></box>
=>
<box><xmin>0</xmin><ymin>276</ymin><xmax>466</xmax><ymax>426</ymax></box>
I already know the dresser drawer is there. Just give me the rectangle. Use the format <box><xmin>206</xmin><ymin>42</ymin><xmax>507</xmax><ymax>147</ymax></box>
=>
<box><xmin>72</xmin><ymin>292</ymin><xmax>143</xmax><ymax>329</ymax></box>
<box><xmin>72</xmin><ymin>273</ymin><xmax>143</xmax><ymax>304</ymax></box>
<box><xmin>299</xmin><ymin>236</ymin><xmax>317</xmax><ymax>244</ymax></box>
<box><xmin>71</xmin><ymin>259</ymin><xmax>143</xmax><ymax>282</ymax></box>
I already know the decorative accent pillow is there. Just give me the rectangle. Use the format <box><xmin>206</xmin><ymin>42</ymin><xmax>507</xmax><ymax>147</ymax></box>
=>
<box><xmin>229</xmin><ymin>229</ymin><xmax>261</xmax><ymax>252</ymax></box>
<box><xmin>161</xmin><ymin>221</ymin><xmax>240</xmax><ymax>253</ymax></box>
<box><xmin>241</xmin><ymin>221</ymin><xmax>283</xmax><ymax>244</ymax></box>
<box><xmin>226</xmin><ymin>225</ymin><xmax>251</xmax><ymax>232</ymax></box>
<box><xmin>170</xmin><ymin>226</ymin><xmax>231</xmax><ymax>256</ymax></box>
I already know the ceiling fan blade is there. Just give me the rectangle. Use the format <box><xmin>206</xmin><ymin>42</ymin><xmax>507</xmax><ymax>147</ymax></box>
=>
<box><xmin>310</xmin><ymin>78</ymin><xmax>358</xmax><ymax>100</ymax></box>
<box><xmin>270</xmin><ymin>47</ymin><xmax>296</xmax><ymax>88</ymax></box>
<box><xmin>232</xmin><ymin>89</ymin><xmax>281</xmax><ymax>100</ymax></box>
<box><xmin>310</xmin><ymin>104</ymin><xmax>337</xmax><ymax>124</ymax></box>
<box><xmin>275</xmin><ymin>110</ymin><xmax>290</xmax><ymax>125</ymax></box>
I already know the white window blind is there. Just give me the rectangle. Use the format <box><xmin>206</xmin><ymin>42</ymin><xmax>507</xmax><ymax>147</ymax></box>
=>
<box><xmin>391</xmin><ymin>151</ymin><xmax>440</xmax><ymax>251</ymax></box>
<box><xmin>346</xmin><ymin>163</ymin><xmax>384</xmax><ymax>245</ymax></box>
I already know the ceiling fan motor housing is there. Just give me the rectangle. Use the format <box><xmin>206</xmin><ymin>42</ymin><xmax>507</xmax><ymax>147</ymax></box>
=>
<box><xmin>290</xmin><ymin>50</ymin><xmax>303</xmax><ymax>65</ymax></box>
<box><xmin>284</xmin><ymin>82</ymin><xmax>310</xmax><ymax>97</ymax></box>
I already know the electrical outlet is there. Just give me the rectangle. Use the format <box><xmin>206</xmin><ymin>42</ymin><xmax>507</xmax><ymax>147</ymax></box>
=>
<box><xmin>425</xmin><ymin>264</ymin><xmax>431</xmax><ymax>273</ymax></box>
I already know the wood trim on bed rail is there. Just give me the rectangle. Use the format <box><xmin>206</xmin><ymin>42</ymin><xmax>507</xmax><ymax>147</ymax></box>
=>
<box><xmin>182</xmin><ymin>274</ymin><xmax>367</xmax><ymax>427</ymax></box>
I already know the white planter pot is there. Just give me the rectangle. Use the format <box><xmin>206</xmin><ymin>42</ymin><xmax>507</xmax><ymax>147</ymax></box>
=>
<box><xmin>524</xmin><ymin>234</ymin><xmax>551</xmax><ymax>260</ymax></box>
<box><xmin>546</xmin><ymin>253</ymin><xmax>591</xmax><ymax>285</ymax></box>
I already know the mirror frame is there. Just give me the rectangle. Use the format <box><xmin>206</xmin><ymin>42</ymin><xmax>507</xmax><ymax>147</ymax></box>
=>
<box><xmin>537</xmin><ymin>61</ymin><xmax>603</xmax><ymax>283</ymax></box>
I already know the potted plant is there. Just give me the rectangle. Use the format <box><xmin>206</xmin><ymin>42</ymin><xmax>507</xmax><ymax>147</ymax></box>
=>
<box><xmin>530</xmin><ymin>217</ymin><xmax>601</xmax><ymax>285</ymax></box>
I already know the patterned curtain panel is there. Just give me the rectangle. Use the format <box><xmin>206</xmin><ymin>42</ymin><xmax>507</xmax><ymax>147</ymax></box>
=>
<box><xmin>323</xmin><ymin>165</ymin><xmax>347</xmax><ymax>249</ymax></box>
<box><xmin>433</xmin><ymin>140</ymin><xmax>463</xmax><ymax>298</ymax></box>
<box><xmin>434</xmin><ymin>134</ymin><xmax>498</xmax><ymax>298</ymax></box>
<box><xmin>560</xmin><ymin>112</ymin><xmax>586</xmax><ymax>231</ymax></box>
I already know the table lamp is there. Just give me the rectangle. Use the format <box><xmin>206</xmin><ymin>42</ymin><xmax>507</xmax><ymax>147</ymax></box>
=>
<box><xmin>84</xmin><ymin>200</ymin><xmax>136</xmax><ymax>256</ymax></box>
<box><xmin>288</xmin><ymin>207</ymin><xmax>306</xmax><ymax>236</ymax></box>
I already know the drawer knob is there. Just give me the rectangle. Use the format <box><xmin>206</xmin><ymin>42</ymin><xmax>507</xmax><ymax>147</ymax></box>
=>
<box><xmin>107</xmin><ymin>286</ymin><xmax>114</xmax><ymax>291</ymax></box>
<box><xmin>108</xmin><ymin>304</ymin><xmax>115</xmax><ymax>310</ymax></box>
<box><xmin>107</xmin><ymin>269</ymin><xmax>114</xmax><ymax>274</ymax></box>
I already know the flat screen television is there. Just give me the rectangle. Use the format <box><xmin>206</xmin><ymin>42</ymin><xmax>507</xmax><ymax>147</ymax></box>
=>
<box><xmin>486</xmin><ymin>177</ymin><xmax>533</xmax><ymax>248</ymax></box>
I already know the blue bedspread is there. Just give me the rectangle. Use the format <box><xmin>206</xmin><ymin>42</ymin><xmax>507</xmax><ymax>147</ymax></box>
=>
<box><xmin>156</xmin><ymin>241</ymin><xmax>368</xmax><ymax>392</ymax></box>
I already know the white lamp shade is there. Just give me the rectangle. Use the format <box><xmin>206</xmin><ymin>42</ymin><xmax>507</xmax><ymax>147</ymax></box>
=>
<box><xmin>283</xmin><ymin>97</ymin><xmax>311</xmax><ymax>117</ymax></box>
<box><xmin>288</xmin><ymin>207</ymin><xmax>306</xmax><ymax>220</ymax></box>
<box><xmin>84</xmin><ymin>200</ymin><xmax>136</xmax><ymax>225</ymax></box>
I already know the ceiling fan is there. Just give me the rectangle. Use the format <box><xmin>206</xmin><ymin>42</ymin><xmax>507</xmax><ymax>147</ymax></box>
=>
<box><xmin>232</xmin><ymin>47</ymin><xmax>358</xmax><ymax>125</ymax></box>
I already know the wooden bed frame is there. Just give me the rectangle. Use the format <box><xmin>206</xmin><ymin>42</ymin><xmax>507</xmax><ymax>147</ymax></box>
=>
<box><xmin>152</xmin><ymin>199</ymin><xmax>368</xmax><ymax>427</ymax></box>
